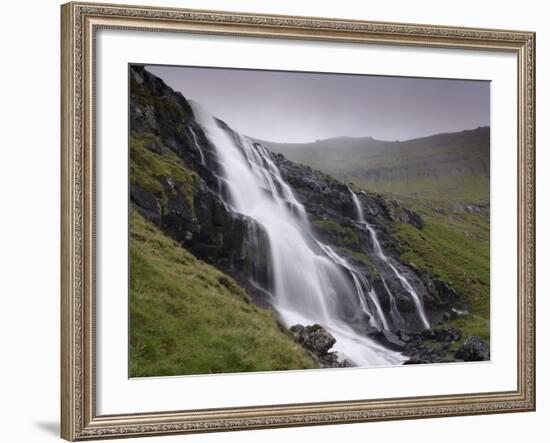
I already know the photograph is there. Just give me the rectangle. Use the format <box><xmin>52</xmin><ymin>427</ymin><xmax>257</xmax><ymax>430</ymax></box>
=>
<box><xmin>128</xmin><ymin>64</ymin><xmax>491</xmax><ymax>377</ymax></box>
<box><xmin>56</xmin><ymin>2</ymin><xmax>536</xmax><ymax>440</ymax></box>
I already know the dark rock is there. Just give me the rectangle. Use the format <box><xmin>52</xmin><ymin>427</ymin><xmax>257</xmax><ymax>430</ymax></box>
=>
<box><xmin>395</xmin><ymin>331</ymin><xmax>412</xmax><ymax>342</ymax></box>
<box><xmin>144</xmin><ymin>139</ymin><xmax>166</xmax><ymax>155</ymax></box>
<box><xmin>421</xmin><ymin>329</ymin><xmax>436</xmax><ymax>340</ymax></box>
<box><xmin>450</xmin><ymin>307</ymin><xmax>470</xmax><ymax>319</ymax></box>
<box><xmin>129</xmin><ymin>64</ymin><xmax>468</xmax><ymax>343</ymax></box>
<box><xmin>433</xmin><ymin>327</ymin><xmax>461</xmax><ymax>343</ymax></box>
<box><xmin>404</xmin><ymin>357</ymin><xmax>431</xmax><ymax>365</ymax></box>
<box><xmin>454</xmin><ymin>336</ymin><xmax>490</xmax><ymax>361</ymax></box>
<box><xmin>402</xmin><ymin>207</ymin><xmax>424</xmax><ymax>229</ymax></box>
<box><xmin>166</xmin><ymin>193</ymin><xmax>195</xmax><ymax>222</ymax></box>
<box><xmin>433</xmin><ymin>279</ymin><xmax>458</xmax><ymax>302</ymax></box>
<box><xmin>369</xmin><ymin>330</ymin><xmax>407</xmax><ymax>351</ymax></box>
<box><xmin>130</xmin><ymin>185</ymin><xmax>161</xmax><ymax>223</ymax></box>
<box><xmin>290</xmin><ymin>324</ymin><xmax>336</xmax><ymax>355</ymax></box>
<box><xmin>316</xmin><ymin>352</ymin><xmax>353</xmax><ymax>368</ymax></box>
<box><xmin>289</xmin><ymin>324</ymin><xmax>352</xmax><ymax>368</ymax></box>
<box><xmin>376</xmin><ymin>198</ymin><xmax>423</xmax><ymax>229</ymax></box>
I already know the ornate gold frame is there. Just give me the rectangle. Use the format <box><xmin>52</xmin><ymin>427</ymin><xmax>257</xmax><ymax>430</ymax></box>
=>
<box><xmin>61</xmin><ymin>2</ymin><xmax>536</xmax><ymax>440</ymax></box>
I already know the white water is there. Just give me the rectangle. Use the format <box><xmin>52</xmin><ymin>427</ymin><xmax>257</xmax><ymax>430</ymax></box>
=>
<box><xmin>349</xmin><ymin>190</ymin><xmax>430</xmax><ymax>330</ymax></box>
<box><xmin>317</xmin><ymin>242</ymin><xmax>389</xmax><ymax>331</ymax></box>
<box><xmin>188</xmin><ymin>126</ymin><xmax>206</xmax><ymax>165</ymax></box>
<box><xmin>191</xmin><ymin>102</ymin><xmax>405</xmax><ymax>367</ymax></box>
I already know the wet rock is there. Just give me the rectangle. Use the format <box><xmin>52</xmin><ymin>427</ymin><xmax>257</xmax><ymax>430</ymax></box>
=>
<box><xmin>433</xmin><ymin>327</ymin><xmax>461</xmax><ymax>343</ymax></box>
<box><xmin>454</xmin><ymin>336</ymin><xmax>490</xmax><ymax>361</ymax></box>
<box><xmin>290</xmin><ymin>324</ymin><xmax>352</xmax><ymax>368</ymax></box>
<box><xmin>401</xmin><ymin>207</ymin><xmax>424</xmax><ymax>229</ymax></box>
<box><xmin>129</xmin><ymin>65</ymin><xmax>466</xmax><ymax>343</ymax></box>
<box><xmin>290</xmin><ymin>324</ymin><xmax>336</xmax><ymax>355</ymax></box>
<box><xmin>421</xmin><ymin>329</ymin><xmax>436</xmax><ymax>340</ymax></box>
<box><xmin>397</xmin><ymin>332</ymin><xmax>412</xmax><ymax>343</ymax></box>
<box><xmin>316</xmin><ymin>352</ymin><xmax>353</xmax><ymax>368</ymax></box>
<box><xmin>130</xmin><ymin>185</ymin><xmax>161</xmax><ymax>223</ymax></box>
<box><xmin>369</xmin><ymin>330</ymin><xmax>407</xmax><ymax>351</ymax></box>
<box><xmin>433</xmin><ymin>280</ymin><xmax>458</xmax><ymax>303</ymax></box>
<box><xmin>377</xmin><ymin>198</ymin><xmax>424</xmax><ymax>229</ymax></box>
<box><xmin>144</xmin><ymin>138</ymin><xmax>166</xmax><ymax>155</ymax></box>
<box><xmin>404</xmin><ymin>357</ymin><xmax>432</xmax><ymax>365</ymax></box>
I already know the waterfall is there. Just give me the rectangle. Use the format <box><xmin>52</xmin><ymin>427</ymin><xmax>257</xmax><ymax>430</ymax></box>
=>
<box><xmin>190</xmin><ymin>101</ymin><xmax>405</xmax><ymax>367</ymax></box>
<box><xmin>349</xmin><ymin>189</ymin><xmax>430</xmax><ymax>330</ymax></box>
<box><xmin>188</xmin><ymin>126</ymin><xmax>206</xmax><ymax>165</ymax></box>
<box><xmin>316</xmin><ymin>242</ymin><xmax>389</xmax><ymax>331</ymax></box>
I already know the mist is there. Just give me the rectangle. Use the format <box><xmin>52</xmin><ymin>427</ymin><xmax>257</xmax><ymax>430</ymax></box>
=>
<box><xmin>146</xmin><ymin>64</ymin><xmax>490</xmax><ymax>144</ymax></box>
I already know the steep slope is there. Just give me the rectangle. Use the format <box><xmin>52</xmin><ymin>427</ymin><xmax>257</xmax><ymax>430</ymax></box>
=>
<box><xmin>130</xmin><ymin>210</ymin><xmax>316</xmax><ymax>376</ymax></box>
<box><xmin>262</xmin><ymin>128</ymin><xmax>489</xmax><ymax>200</ymax></box>
<box><xmin>129</xmin><ymin>64</ymin><xmax>490</xmax><ymax>368</ymax></box>
<box><xmin>129</xmin><ymin>67</ymin><xmax>317</xmax><ymax>375</ymax></box>
<box><xmin>263</xmin><ymin>131</ymin><xmax>490</xmax><ymax>356</ymax></box>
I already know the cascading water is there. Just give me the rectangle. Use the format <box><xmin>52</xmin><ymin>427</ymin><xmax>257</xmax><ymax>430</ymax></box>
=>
<box><xmin>316</xmin><ymin>242</ymin><xmax>389</xmax><ymax>331</ymax></box>
<box><xmin>349</xmin><ymin>189</ymin><xmax>430</xmax><ymax>330</ymax></box>
<box><xmin>188</xmin><ymin>126</ymin><xmax>206</xmax><ymax>165</ymax></box>
<box><xmin>191</xmin><ymin>101</ymin><xmax>405</xmax><ymax>367</ymax></box>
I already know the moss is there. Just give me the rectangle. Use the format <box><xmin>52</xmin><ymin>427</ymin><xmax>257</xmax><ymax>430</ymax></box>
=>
<box><xmin>341</xmin><ymin>248</ymin><xmax>380</xmax><ymax>279</ymax></box>
<box><xmin>314</xmin><ymin>219</ymin><xmax>360</xmax><ymax>247</ymax></box>
<box><xmin>131</xmin><ymin>76</ymin><xmax>187</xmax><ymax>125</ymax></box>
<box><xmin>354</xmin><ymin>175</ymin><xmax>490</xmax><ymax>202</ymax></box>
<box><xmin>129</xmin><ymin>210</ymin><xmax>317</xmax><ymax>377</ymax></box>
<box><xmin>129</xmin><ymin>131</ymin><xmax>198</xmax><ymax>213</ymax></box>
<box><xmin>445</xmin><ymin>315</ymin><xmax>490</xmax><ymax>346</ymax></box>
<box><xmin>342</xmin><ymin>248</ymin><xmax>371</xmax><ymax>265</ymax></box>
<box><xmin>425</xmin><ymin>315</ymin><xmax>490</xmax><ymax>357</ymax></box>
<box><xmin>395</xmin><ymin>210</ymin><xmax>489</xmax><ymax>319</ymax></box>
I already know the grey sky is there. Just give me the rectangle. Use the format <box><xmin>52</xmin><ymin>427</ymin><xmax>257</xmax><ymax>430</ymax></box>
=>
<box><xmin>146</xmin><ymin>64</ymin><xmax>489</xmax><ymax>143</ymax></box>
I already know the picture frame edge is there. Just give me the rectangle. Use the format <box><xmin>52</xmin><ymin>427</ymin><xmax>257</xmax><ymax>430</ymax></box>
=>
<box><xmin>60</xmin><ymin>2</ymin><xmax>536</xmax><ymax>441</ymax></box>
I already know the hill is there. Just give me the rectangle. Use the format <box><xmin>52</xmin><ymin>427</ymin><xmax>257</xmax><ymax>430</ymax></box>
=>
<box><xmin>128</xmin><ymin>64</ymin><xmax>491</xmax><ymax>372</ymax></box>
<box><xmin>130</xmin><ymin>210</ymin><xmax>316</xmax><ymax>376</ymax></box>
<box><xmin>261</xmin><ymin>127</ymin><xmax>489</xmax><ymax>201</ymax></box>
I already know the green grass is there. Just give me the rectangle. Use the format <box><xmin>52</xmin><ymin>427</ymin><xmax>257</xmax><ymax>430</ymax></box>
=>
<box><xmin>351</xmin><ymin>164</ymin><xmax>491</xmax><ymax>348</ymax></box>
<box><xmin>393</xmin><ymin>195</ymin><xmax>489</xmax><ymax>320</ymax></box>
<box><xmin>129</xmin><ymin>210</ymin><xmax>317</xmax><ymax>377</ymax></box>
<box><xmin>356</xmin><ymin>175</ymin><xmax>490</xmax><ymax>201</ymax></box>
<box><xmin>130</xmin><ymin>131</ymin><xmax>198</xmax><ymax>211</ymax></box>
<box><xmin>313</xmin><ymin>219</ymin><xmax>360</xmax><ymax>247</ymax></box>
<box><xmin>445</xmin><ymin>315</ymin><xmax>490</xmax><ymax>352</ymax></box>
<box><xmin>388</xmin><ymin>190</ymin><xmax>490</xmax><ymax>352</ymax></box>
<box><xmin>131</xmin><ymin>76</ymin><xmax>189</xmax><ymax>124</ymax></box>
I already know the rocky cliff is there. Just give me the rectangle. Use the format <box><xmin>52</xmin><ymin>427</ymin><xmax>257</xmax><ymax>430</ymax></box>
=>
<box><xmin>129</xmin><ymin>64</ymin><xmax>488</xmax><ymax>364</ymax></box>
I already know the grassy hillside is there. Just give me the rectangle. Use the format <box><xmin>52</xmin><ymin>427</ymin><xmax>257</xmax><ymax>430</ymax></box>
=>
<box><xmin>130</xmin><ymin>210</ymin><xmax>317</xmax><ymax>376</ymax></box>
<box><xmin>393</xmin><ymin>195</ymin><xmax>490</xmax><ymax>340</ymax></box>
<box><xmin>128</xmin><ymin>123</ymin><xmax>316</xmax><ymax>376</ymax></box>
<box><xmin>263</xmin><ymin>127</ymin><xmax>489</xmax><ymax>200</ymax></box>
<box><xmin>266</xmin><ymin>128</ymin><xmax>490</xmax><ymax>345</ymax></box>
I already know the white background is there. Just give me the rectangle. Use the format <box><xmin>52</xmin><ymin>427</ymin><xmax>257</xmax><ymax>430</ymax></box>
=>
<box><xmin>0</xmin><ymin>0</ymin><xmax>546</xmax><ymax>442</ymax></box>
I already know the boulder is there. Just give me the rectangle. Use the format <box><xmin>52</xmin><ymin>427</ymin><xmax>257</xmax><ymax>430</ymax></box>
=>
<box><xmin>130</xmin><ymin>185</ymin><xmax>161</xmax><ymax>223</ymax></box>
<box><xmin>454</xmin><ymin>336</ymin><xmax>490</xmax><ymax>361</ymax></box>
<box><xmin>433</xmin><ymin>327</ymin><xmax>461</xmax><ymax>343</ymax></box>
<box><xmin>290</xmin><ymin>324</ymin><xmax>336</xmax><ymax>355</ymax></box>
<box><xmin>421</xmin><ymin>329</ymin><xmax>436</xmax><ymax>340</ymax></box>
<box><xmin>317</xmin><ymin>352</ymin><xmax>353</xmax><ymax>368</ymax></box>
<box><xmin>369</xmin><ymin>329</ymin><xmax>407</xmax><ymax>351</ymax></box>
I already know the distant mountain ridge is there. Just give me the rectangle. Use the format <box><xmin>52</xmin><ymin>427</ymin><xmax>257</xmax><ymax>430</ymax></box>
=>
<box><xmin>260</xmin><ymin>127</ymin><xmax>490</xmax><ymax>200</ymax></box>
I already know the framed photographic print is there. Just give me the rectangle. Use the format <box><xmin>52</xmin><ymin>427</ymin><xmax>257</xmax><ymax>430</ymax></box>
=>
<box><xmin>61</xmin><ymin>1</ymin><xmax>536</xmax><ymax>440</ymax></box>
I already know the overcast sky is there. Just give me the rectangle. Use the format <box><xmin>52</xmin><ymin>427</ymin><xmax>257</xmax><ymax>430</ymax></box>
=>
<box><xmin>146</xmin><ymin>64</ymin><xmax>490</xmax><ymax>143</ymax></box>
